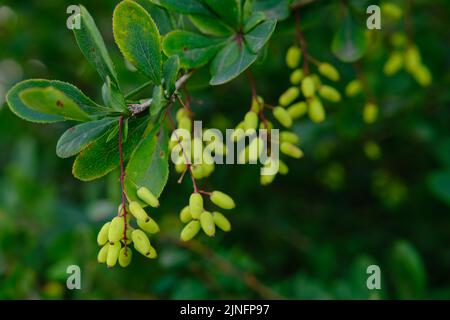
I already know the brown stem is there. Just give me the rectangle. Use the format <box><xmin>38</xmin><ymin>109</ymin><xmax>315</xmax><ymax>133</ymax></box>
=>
<box><xmin>295</xmin><ymin>10</ymin><xmax>310</xmax><ymax>74</ymax></box>
<box><xmin>118</xmin><ymin>116</ymin><xmax>128</xmax><ymax>250</ymax></box>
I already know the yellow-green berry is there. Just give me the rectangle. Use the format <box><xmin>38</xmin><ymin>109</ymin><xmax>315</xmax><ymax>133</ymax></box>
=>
<box><xmin>129</xmin><ymin>201</ymin><xmax>149</xmax><ymax>221</ymax></box>
<box><xmin>287</xmin><ymin>101</ymin><xmax>307</xmax><ymax>119</ymax></box>
<box><xmin>137</xmin><ymin>187</ymin><xmax>160</xmax><ymax>208</ymax></box>
<box><xmin>308</xmin><ymin>97</ymin><xmax>326</xmax><ymax>123</ymax></box>
<box><xmin>363</xmin><ymin>103</ymin><xmax>379</xmax><ymax>124</ymax></box>
<box><xmin>279</xmin><ymin>87</ymin><xmax>300</xmax><ymax>106</ymax></box>
<box><xmin>118</xmin><ymin>247</ymin><xmax>132</xmax><ymax>268</ymax></box>
<box><xmin>301</xmin><ymin>76</ymin><xmax>315</xmax><ymax>98</ymax></box>
<box><xmin>137</xmin><ymin>217</ymin><xmax>160</xmax><ymax>234</ymax></box>
<box><xmin>244</xmin><ymin>111</ymin><xmax>258</xmax><ymax>130</ymax></box>
<box><xmin>131</xmin><ymin>229</ymin><xmax>153</xmax><ymax>257</ymax></box>
<box><xmin>345</xmin><ymin>80</ymin><xmax>362</xmax><ymax>97</ymax></box>
<box><xmin>180</xmin><ymin>220</ymin><xmax>201</xmax><ymax>241</ymax></box>
<box><xmin>108</xmin><ymin>217</ymin><xmax>125</xmax><ymax>243</ymax></box>
<box><xmin>318</xmin><ymin>63</ymin><xmax>340</xmax><ymax>81</ymax></box>
<box><xmin>189</xmin><ymin>193</ymin><xmax>204</xmax><ymax>219</ymax></box>
<box><xmin>384</xmin><ymin>52</ymin><xmax>403</xmax><ymax>76</ymax></box>
<box><xmin>273</xmin><ymin>107</ymin><xmax>293</xmax><ymax>128</ymax></box>
<box><xmin>179</xmin><ymin>206</ymin><xmax>192</xmax><ymax>223</ymax></box>
<box><xmin>280</xmin><ymin>131</ymin><xmax>300</xmax><ymax>145</ymax></box>
<box><xmin>213</xmin><ymin>212</ymin><xmax>231</xmax><ymax>232</ymax></box>
<box><xmin>106</xmin><ymin>242</ymin><xmax>121</xmax><ymax>268</ymax></box>
<box><xmin>97</xmin><ymin>244</ymin><xmax>109</xmax><ymax>264</ymax></box>
<box><xmin>200</xmin><ymin>211</ymin><xmax>215</xmax><ymax>237</ymax></box>
<box><xmin>97</xmin><ymin>222</ymin><xmax>110</xmax><ymax>246</ymax></box>
<box><xmin>210</xmin><ymin>191</ymin><xmax>236</xmax><ymax>210</ymax></box>
<box><xmin>290</xmin><ymin>69</ymin><xmax>304</xmax><ymax>85</ymax></box>
<box><xmin>281</xmin><ymin>142</ymin><xmax>304</xmax><ymax>159</ymax></box>
<box><xmin>286</xmin><ymin>46</ymin><xmax>301</xmax><ymax>69</ymax></box>
<box><xmin>319</xmin><ymin>85</ymin><xmax>341</xmax><ymax>103</ymax></box>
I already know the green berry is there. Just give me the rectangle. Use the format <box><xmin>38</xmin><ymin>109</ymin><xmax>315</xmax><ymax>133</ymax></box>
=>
<box><xmin>381</xmin><ymin>3</ymin><xmax>403</xmax><ymax>20</ymax></box>
<box><xmin>200</xmin><ymin>211</ymin><xmax>215</xmax><ymax>237</ymax></box>
<box><xmin>213</xmin><ymin>212</ymin><xmax>231</xmax><ymax>232</ymax></box>
<box><xmin>244</xmin><ymin>111</ymin><xmax>258</xmax><ymax>130</ymax></box>
<box><xmin>260</xmin><ymin>173</ymin><xmax>276</xmax><ymax>186</ymax></box>
<box><xmin>319</xmin><ymin>85</ymin><xmax>341</xmax><ymax>103</ymax></box>
<box><xmin>131</xmin><ymin>229</ymin><xmax>152</xmax><ymax>257</ymax></box>
<box><xmin>180</xmin><ymin>220</ymin><xmax>201</xmax><ymax>241</ymax></box>
<box><xmin>129</xmin><ymin>201</ymin><xmax>149</xmax><ymax>221</ymax></box>
<box><xmin>345</xmin><ymin>80</ymin><xmax>362</xmax><ymax>97</ymax></box>
<box><xmin>179</xmin><ymin>205</ymin><xmax>192</xmax><ymax>223</ymax></box>
<box><xmin>106</xmin><ymin>242</ymin><xmax>121</xmax><ymax>268</ymax></box>
<box><xmin>189</xmin><ymin>193</ymin><xmax>204</xmax><ymax>219</ymax></box>
<box><xmin>301</xmin><ymin>76</ymin><xmax>315</xmax><ymax>98</ymax></box>
<box><xmin>137</xmin><ymin>217</ymin><xmax>160</xmax><ymax>234</ymax></box>
<box><xmin>363</xmin><ymin>103</ymin><xmax>378</xmax><ymax>124</ymax></box>
<box><xmin>287</xmin><ymin>101</ymin><xmax>307</xmax><ymax>119</ymax></box>
<box><xmin>97</xmin><ymin>244</ymin><xmax>109</xmax><ymax>264</ymax></box>
<box><xmin>404</xmin><ymin>46</ymin><xmax>421</xmax><ymax>73</ymax></box>
<box><xmin>137</xmin><ymin>187</ymin><xmax>160</xmax><ymax>208</ymax></box>
<box><xmin>280</xmin><ymin>131</ymin><xmax>300</xmax><ymax>145</ymax></box>
<box><xmin>286</xmin><ymin>46</ymin><xmax>301</xmax><ymax>69</ymax></box>
<box><xmin>210</xmin><ymin>191</ymin><xmax>236</xmax><ymax>210</ymax></box>
<box><xmin>108</xmin><ymin>217</ymin><xmax>125</xmax><ymax>243</ymax></box>
<box><xmin>308</xmin><ymin>97</ymin><xmax>325</xmax><ymax>123</ymax></box>
<box><xmin>251</xmin><ymin>96</ymin><xmax>264</xmax><ymax>113</ymax></box>
<box><xmin>290</xmin><ymin>69</ymin><xmax>304</xmax><ymax>85</ymax></box>
<box><xmin>118</xmin><ymin>247</ymin><xmax>132</xmax><ymax>268</ymax></box>
<box><xmin>97</xmin><ymin>222</ymin><xmax>110</xmax><ymax>246</ymax></box>
<box><xmin>318</xmin><ymin>63</ymin><xmax>340</xmax><ymax>81</ymax></box>
<box><xmin>281</xmin><ymin>142</ymin><xmax>303</xmax><ymax>159</ymax></box>
<box><xmin>384</xmin><ymin>52</ymin><xmax>403</xmax><ymax>76</ymax></box>
<box><xmin>279</xmin><ymin>87</ymin><xmax>300</xmax><ymax>106</ymax></box>
<box><xmin>273</xmin><ymin>107</ymin><xmax>293</xmax><ymax>128</ymax></box>
<box><xmin>413</xmin><ymin>65</ymin><xmax>432</xmax><ymax>87</ymax></box>
<box><xmin>176</xmin><ymin>108</ymin><xmax>189</xmax><ymax>123</ymax></box>
<box><xmin>279</xmin><ymin>160</ymin><xmax>289</xmax><ymax>175</ymax></box>
<box><xmin>178</xmin><ymin>117</ymin><xmax>192</xmax><ymax>132</ymax></box>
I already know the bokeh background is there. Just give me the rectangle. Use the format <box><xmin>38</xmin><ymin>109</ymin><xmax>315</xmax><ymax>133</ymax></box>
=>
<box><xmin>1</xmin><ymin>0</ymin><xmax>449</xmax><ymax>299</ymax></box>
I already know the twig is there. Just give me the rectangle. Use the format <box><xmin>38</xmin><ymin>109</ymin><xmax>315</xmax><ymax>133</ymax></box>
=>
<box><xmin>118</xmin><ymin>116</ymin><xmax>128</xmax><ymax>250</ymax></box>
<box><xmin>294</xmin><ymin>10</ymin><xmax>310</xmax><ymax>74</ymax></box>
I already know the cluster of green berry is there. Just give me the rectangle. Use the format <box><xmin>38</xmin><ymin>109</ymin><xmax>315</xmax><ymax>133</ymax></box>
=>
<box><xmin>179</xmin><ymin>191</ymin><xmax>235</xmax><ymax>241</ymax></box>
<box><xmin>96</xmin><ymin>187</ymin><xmax>160</xmax><ymax>268</ymax></box>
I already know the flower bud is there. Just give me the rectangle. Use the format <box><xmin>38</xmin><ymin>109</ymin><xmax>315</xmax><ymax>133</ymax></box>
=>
<box><xmin>345</xmin><ymin>80</ymin><xmax>362</xmax><ymax>97</ymax></box>
<box><xmin>318</xmin><ymin>63</ymin><xmax>340</xmax><ymax>81</ymax></box>
<box><xmin>286</xmin><ymin>46</ymin><xmax>301</xmax><ymax>69</ymax></box>
<box><xmin>97</xmin><ymin>244</ymin><xmax>109</xmax><ymax>264</ymax></box>
<box><xmin>200</xmin><ymin>211</ymin><xmax>215</xmax><ymax>237</ymax></box>
<box><xmin>213</xmin><ymin>212</ymin><xmax>231</xmax><ymax>232</ymax></box>
<box><xmin>137</xmin><ymin>187</ymin><xmax>160</xmax><ymax>208</ymax></box>
<box><xmin>210</xmin><ymin>191</ymin><xmax>236</xmax><ymax>210</ymax></box>
<box><xmin>137</xmin><ymin>217</ymin><xmax>160</xmax><ymax>234</ymax></box>
<box><xmin>244</xmin><ymin>111</ymin><xmax>258</xmax><ymax>130</ymax></box>
<box><xmin>189</xmin><ymin>193</ymin><xmax>204</xmax><ymax>219</ymax></box>
<box><xmin>106</xmin><ymin>242</ymin><xmax>121</xmax><ymax>268</ymax></box>
<box><xmin>287</xmin><ymin>101</ymin><xmax>307</xmax><ymax>119</ymax></box>
<box><xmin>279</xmin><ymin>87</ymin><xmax>300</xmax><ymax>106</ymax></box>
<box><xmin>363</xmin><ymin>103</ymin><xmax>378</xmax><ymax>124</ymax></box>
<box><xmin>180</xmin><ymin>220</ymin><xmax>201</xmax><ymax>241</ymax></box>
<box><xmin>308</xmin><ymin>97</ymin><xmax>326</xmax><ymax>123</ymax></box>
<box><xmin>301</xmin><ymin>76</ymin><xmax>315</xmax><ymax>98</ymax></box>
<box><xmin>273</xmin><ymin>107</ymin><xmax>293</xmax><ymax>128</ymax></box>
<box><xmin>290</xmin><ymin>69</ymin><xmax>304</xmax><ymax>85</ymax></box>
<box><xmin>319</xmin><ymin>85</ymin><xmax>341</xmax><ymax>103</ymax></box>
<box><xmin>108</xmin><ymin>217</ymin><xmax>125</xmax><ymax>243</ymax></box>
<box><xmin>179</xmin><ymin>205</ymin><xmax>192</xmax><ymax>223</ymax></box>
<box><xmin>384</xmin><ymin>52</ymin><xmax>403</xmax><ymax>76</ymax></box>
<box><xmin>280</xmin><ymin>131</ymin><xmax>300</xmax><ymax>145</ymax></box>
<box><xmin>97</xmin><ymin>222</ymin><xmax>110</xmax><ymax>246</ymax></box>
<box><xmin>118</xmin><ymin>247</ymin><xmax>132</xmax><ymax>268</ymax></box>
<box><xmin>131</xmin><ymin>229</ymin><xmax>152</xmax><ymax>256</ymax></box>
<box><xmin>129</xmin><ymin>201</ymin><xmax>149</xmax><ymax>221</ymax></box>
<box><xmin>281</xmin><ymin>142</ymin><xmax>304</xmax><ymax>159</ymax></box>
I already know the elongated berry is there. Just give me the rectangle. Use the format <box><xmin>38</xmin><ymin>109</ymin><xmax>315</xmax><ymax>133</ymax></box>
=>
<box><xmin>210</xmin><ymin>191</ymin><xmax>236</xmax><ymax>210</ymax></box>
<box><xmin>319</xmin><ymin>85</ymin><xmax>341</xmax><ymax>103</ymax></box>
<box><xmin>413</xmin><ymin>65</ymin><xmax>432</xmax><ymax>87</ymax></box>
<box><xmin>363</xmin><ymin>103</ymin><xmax>378</xmax><ymax>124</ymax></box>
<box><xmin>308</xmin><ymin>97</ymin><xmax>325</xmax><ymax>123</ymax></box>
<box><xmin>137</xmin><ymin>187</ymin><xmax>160</xmax><ymax>208</ymax></box>
<box><xmin>286</xmin><ymin>46</ymin><xmax>301</xmax><ymax>69</ymax></box>
<box><xmin>279</xmin><ymin>87</ymin><xmax>300</xmax><ymax>106</ymax></box>
<box><xmin>213</xmin><ymin>212</ymin><xmax>231</xmax><ymax>232</ymax></box>
<box><xmin>318</xmin><ymin>63</ymin><xmax>340</xmax><ymax>81</ymax></box>
<box><xmin>290</xmin><ymin>69</ymin><xmax>304</xmax><ymax>85</ymax></box>
<box><xmin>200</xmin><ymin>211</ymin><xmax>215</xmax><ymax>237</ymax></box>
<box><xmin>123</xmin><ymin>227</ymin><xmax>133</xmax><ymax>245</ymax></box>
<box><xmin>288</xmin><ymin>101</ymin><xmax>307</xmax><ymax>119</ymax></box>
<box><xmin>131</xmin><ymin>229</ymin><xmax>152</xmax><ymax>256</ymax></box>
<box><xmin>129</xmin><ymin>201</ymin><xmax>149</xmax><ymax>221</ymax></box>
<box><xmin>260</xmin><ymin>120</ymin><xmax>273</xmax><ymax>130</ymax></box>
<box><xmin>189</xmin><ymin>193</ymin><xmax>203</xmax><ymax>219</ymax></box>
<box><xmin>106</xmin><ymin>242</ymin><xmax>121</xmax><ymax>268</ymax></box>
<box><xmin>180</xmin><ymin>220</ymin><xmax>201</xmax><ymax>241</ymax></box>
<box><xmin>280</xmin><ymin>131</ymin><xmax>300</xmax><ymax>145</ymax></box>
<box><xmin>390</xmin><ymin>32</ymin><xmax>407</xmax><ymax>48</ymax></box>
<box><xmin>191</xmin><ymin>164</ymin><xmax>205</xmax><ymax>179</ymax></box>
<box><xmin>97</xmin><ymin>222</ymin><xmax>110</xmax><ymax>246</ymax></box>
<box><xmin>345</xmin><ymin>80</ymin><xmax>362</xmax><ymax>97</ymax></box>
<box><xmin>279</xmin><ymin>160</ymin><xmax>289</xmax><ymax>175</ymax></box>
<box><xmin>97</xmin><ymin>244</ymin><xmax>109</xmax><ymax>264</ymax></box>
<box><xmin>301</xmin><ymin>76</ymin><xmax>315</xmax><ymax>98</ymax></box>
<box><xmin>178</xmin><ymin>117</ymin><xmax>192</xmax><ymax>132</ymax></box>
<box><xmin>260</xmin><ymin>173</ymin><xmax>276</xmax><ymax>186</ymax></box>
<box><xmin>118</xmin><ymin>247</ymin><xmax>132</xmax><ymax>268</ymax></box>
<box><xmin>175</xmin><ymin>162</ymin><xmax>187</xmax><ymax>173</ymax></box>
<box><xmin>137</xmin><ymin>217</ymin><xmax>160</xmax><ymax>234</ymax></box>
<box><xmin>244</xmin><ymin>111</ymin><xmax>258</xmax><ymax>130</ymax></box>
<box><xmin>384</xmin><ymin>52</ymin><xmax>403</xmax><ymax>76</ymax></box>
<box><xmin>404</xmin><ymin>46</ymin><xmax>421</xmax><ymax>73</ymax></box>
<box><xmin>108</xmin><ymin>217</ymin><xmax>125</xmax><ymax>243</ymax></box>
<box><xmin>381</xmin><ymin>3</ymin><xmax>403</xmax><ymax>20</ymax></box>
<box><xmin>281</xmin><ymin>142</ymin><xmax>303</xmax><ymax>159</ymax></box>
<box><xmin>273</xmin><ymin>107</ymin><xmax>293</xmax><ymax>128</ymax></box>
<box><xmin>179</xmin><ymin>206</ymin><xmax>192</xmax><ymax>223</ymax></box>
<box><xmin>248</xmin><ymin>136</ymin><xmax>261</xmax><ymax>163</ymax></box>
<box><xmin>176</xmin><ymin>108</ymin><xmax>189</xmax><ymax>123</ymax></box>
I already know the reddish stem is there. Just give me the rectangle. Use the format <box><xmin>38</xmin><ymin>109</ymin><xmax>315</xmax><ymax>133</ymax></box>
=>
<box><xmin>295</xmin><ymin>10</ymin><xmax>310</xmax><ymax>74</ymax></box>
<box><xmin>118</xmin><ymin>116</ymin><xmax>128</xmax><ymax>250</ymax></box>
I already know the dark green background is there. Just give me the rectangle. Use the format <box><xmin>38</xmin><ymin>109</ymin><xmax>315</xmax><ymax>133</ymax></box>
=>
<box><xmin>1</xmin><ymin>0</ymin><xmax>449</xmax><ymax>299</ymax></box>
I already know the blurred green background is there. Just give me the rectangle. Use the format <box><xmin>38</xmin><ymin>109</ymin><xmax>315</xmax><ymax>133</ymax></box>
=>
<box><xmin>1</xmin><ymin>0</ymin><xmax>450</xmax><ymax>299</ymax></box>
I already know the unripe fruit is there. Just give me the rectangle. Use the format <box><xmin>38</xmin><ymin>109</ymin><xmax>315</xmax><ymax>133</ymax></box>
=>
<box><xmin>287</xmin><ymin>101</ymin><xmax>307</xmax><ymax>119</ymax></box>
<box><xmin>131</xmin><ymin>229</ymin><xmax>152</xmax><ymax>256</ymax></box>
<box><xmin>279</xmin><ymin>160</ymin><xmax>289</xmax><ymax>175</ymax></box>
<box><xmin>345</xmin><ymin>80</ymin><xmax>362</xmax><ymax>97</ymax></box>
<box><xmin>381</xmin><ymin>3</ymin><xmax>403</xmax><ymax>20</ymax></box>
<box><xmin>364</xmin><ymin>141</ymin><xmax>382</xmax><ymax>161</ymax></box>
<box><xmin>384</xmin><ymin>52</ymin><xmax>403</xmax><ymax>76</ymax></box>
<box><xmin>97</xmin><ymin>222</ymin><xmax>110</xmax><ymax>246</ymax></box>
<box><xmin>191</xmin><ymin>164</ymin><xmax>205</xmax><ymax>179</ymax></box>
<box><xmin>301</xmin><ymin>76</ymin><xmax>315</xmax><ymax>98</ymax></box>
<box><xmin>210</xmin><ymin>191</ymin><xmax>236</xmax><ymax>210</ymax></box>
<box><xmin>319</xmin><ymin>85</ymin><xmax>341</xmax><ymax>103</ymax></box>
<box><xmin>213</xmin><ymin>212</ymin><xmax>231</xmax><ymax>232</ymax></box>
<box><xmin>97</xmin><ymin>244</ymin><xmax>109</xmax><ymax>264</ymax></box>
<box><xmin>248</xmin><ymin>136</ymin><xmax>261</xmax><ymax>163</ymax></box>
<box><xmin>175</xmin><ymin>162</ymin><xmax>187</xmax><ymax>173</ymax></box>
<box><xmin>290</xmin><ymin>69</ymin><xmax>304</xmax><ymax>85</ymax></box>
<box><xmin>106</xmin><ymin>242</ymin><xmax>121</xmax><ymax>268</ymax></box>
<box><xmin>180</xmin><ymin>220</ymin><xmax>201</xmax><ymax>241</ymax></box>
<box><xmin>108</xmin><ymin>217</ymin><xmax>125</xmax><ymax>243</ymax></box>
<box><xmin>281</xmin><ymin>142</ymin><xmax>304</xmax><ymax>159</ymax></box>
<box><xmin>318</xmin><ymin>63</ymin><xmax>340</xmax><ymax>81</ymax></box>
<box><xmin>286</xmin><ymin>46</ymin><xmax>301</xmax><ymax>69</ymax></box>
<box><xmin>279</xmin><ymin>87</ymin><xmax>300</xmax><ymax>106</ymax></box>
<box><xmin>363</xmin><ymin>103</ymin><xmax>378</xmax><ymax>124</ymax></box>
<box><xmin>129</xmin><ymin>201</ymin><xmax>149</xmax><ymax>221</ymax></box>
<box><xmin>273</xmin><ymin>107</ymin><xmax>293</xmax><ymax>128</ymax></box>
<box><xmin>180</xmin><ymin>205</ymin><xmax>192</xmax><ymax>223</ymax></box>
<box><xmin>404</xmin><ymin>46</ymin><xmax>421</xmax><ymax>73</ymax></box>
<box><xmin>280</xmin><ymin>131</ymin><xmax>300</xmax><ymax>145</ymax></box>
<box><xmin>200</xmin><ymin>211</ymin><xmax>215</xmax><ymax>237</ymax></box>
<box><xmin>259</xmin><ymin>120</ymin><xmax>273</xmax><ymax>130</ymax></box>
<box><xmin>178</xmin><ymin>117</ymin><xmax>192</xmax><ymax>132</ymax></box>
<box><xmin>123</xmin><ymin>227</ymin><xmax>133</xmax><ymax>245</ymax></box>
<box><xmin>251</xmin><ymin>96</ymin><xmax>264</xmax><ymax>113</ymax></box>
<box><xmin>260</xmin><ymin>173</ymin><xmax>276</xmax><ymax>186</ymax></box>
<box><xmin>118</xmin><ymin>247</ymin><xmax>132</xmax><ymax>268</ymax></box>
<box><xmin>176</xmin><ymin>108</ymin><xmax>189</xmax><ymax>123</ymax></box>
<box><xmin>312</xmin><ymin>74</ymin><xmax>322</xmax><ymax>88</ymax></box>
<box><xmin>137</xmin><ymin>187</ymin><xmax>160</xmax><ymax>208</ymax></box>
<box><xmin>244</xmin><ymin>111</ymin><xmax>258</xmax><ymax>130</ymax></box>
<box><xmin>413</xmin><ymin>65</ymin><xmax>432</xmax><ymax>87</ymax></box>
<box><xmin>308</xmin><ymin>97</ymin><xmax>325</xmax><ymax>123</ymax></box>
<box><xmin>189</xmin><ymin>193</ymin><xmax>203</xmax><ymax>219</ymax></box>
<box><xmin>137</xmin><ymin>217</ymin><xmax>160</xmax><ymax>234</ymax></box>
<box><xmin>390</xmin><ymin>32</ymin><xmax>407</xmax><ymax>48</ymax></box>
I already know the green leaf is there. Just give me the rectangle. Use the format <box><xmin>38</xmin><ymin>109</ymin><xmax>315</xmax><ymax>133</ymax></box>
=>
<box><xmin>162</xmin><ymin>31</ymin><xmax>226</xmax><ymax>69</ymax></box>
<box><xmin>203</xmin><ymin>0</ymin><xmax>241</xmax><ymax>29</ymax></box>
<box><xmin>73</xmin><ymin>5</ymin><xmax>119</xmax><ymax>86</ymax></box>
<box><xmin>332</xmin><ymin>11</ymin><xmax>367</xmax><ymax>63</ymax></box>
<box><xmin>125</xmin><ymin>125</ymin><xmax>169</xmax><ymax>205</ymax></box>
<box><xmin>106</xmin><ymin>125</ymin><xmax>120</xmax><ymax>143</ymax></box>
<box><xmin>73</xmin><ymin>117</ymin><xmax>148</xmax><ymax>181</ymax></box>
<box><xmin>210</xmin><ymin>40</ymin><xmax>258</xmax><ymax>85</ymax></box>
<box><xmin>243</xmin><ymin>11</ymin><xmax>266</xmax><ymax>33</ymax></box>
<box><xmin>244</xmin><ymin>19</ymin><xmax>276</xmax><ymax>53</ymax></box>
<box><xmin>113</xmin><ymin>0</ymin><xmax>163</xmax><ymax>85</ymax></box>
<box><xmin>427</xmin><ymin>170</ymin><xmax>450</xmax><ymax>207</ymax></box>
<box><xmin>188</xmin><ymin>14</ymin><xmax>232</xmax><ymax>37</ymax></box>
<box><xmin>163</xmin><ymin>55</ymin><xmax>180</xmax><ymax>96</ymax></box>
<box><xmin>19</xmin><ymin>87</ymin><xmax>92</xmax><ymax>122</ymax></box>
<box><xmin>251</xmin><ymin>0</ymin><xmax>290</xmax><ymax>20</ymax></box>
<box><xmin>101</xmin><ymin>76</ymin><xmax>127</xmax><ymax>111</ymax></box>
<box><xmin>133</xmin><ymin>0</ymin><xmax>175</xmax><ymax>35</ymax></box>
<box><xmin>56</xmin><ymin>118</ymin><xmax>117</xmax><ymax>158</ymax></box>
<box><xmin>150</xmin><ymin>85</ymin><xmax>167</xmax><ymax>117</ymax></box>
<box><xmin>157</xmin><ymin>0</ymin><xmax>212</xmax><ymax>16</ymax></box>
<box><xmin>6</xmin><ymin>79</ymin><xmax>105</xmax><ymax>123</ymax></box>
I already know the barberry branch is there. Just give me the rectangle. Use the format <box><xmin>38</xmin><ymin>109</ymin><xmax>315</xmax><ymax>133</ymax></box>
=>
<box><xmin>118</xmin><ymin>116</ymin><xmax>128</xmax><ymax>249</ymax></box>
<box><xmin>294</xmin><ymin>10</ymin><xmax>310</xmax><ymax>75</ymax></box>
